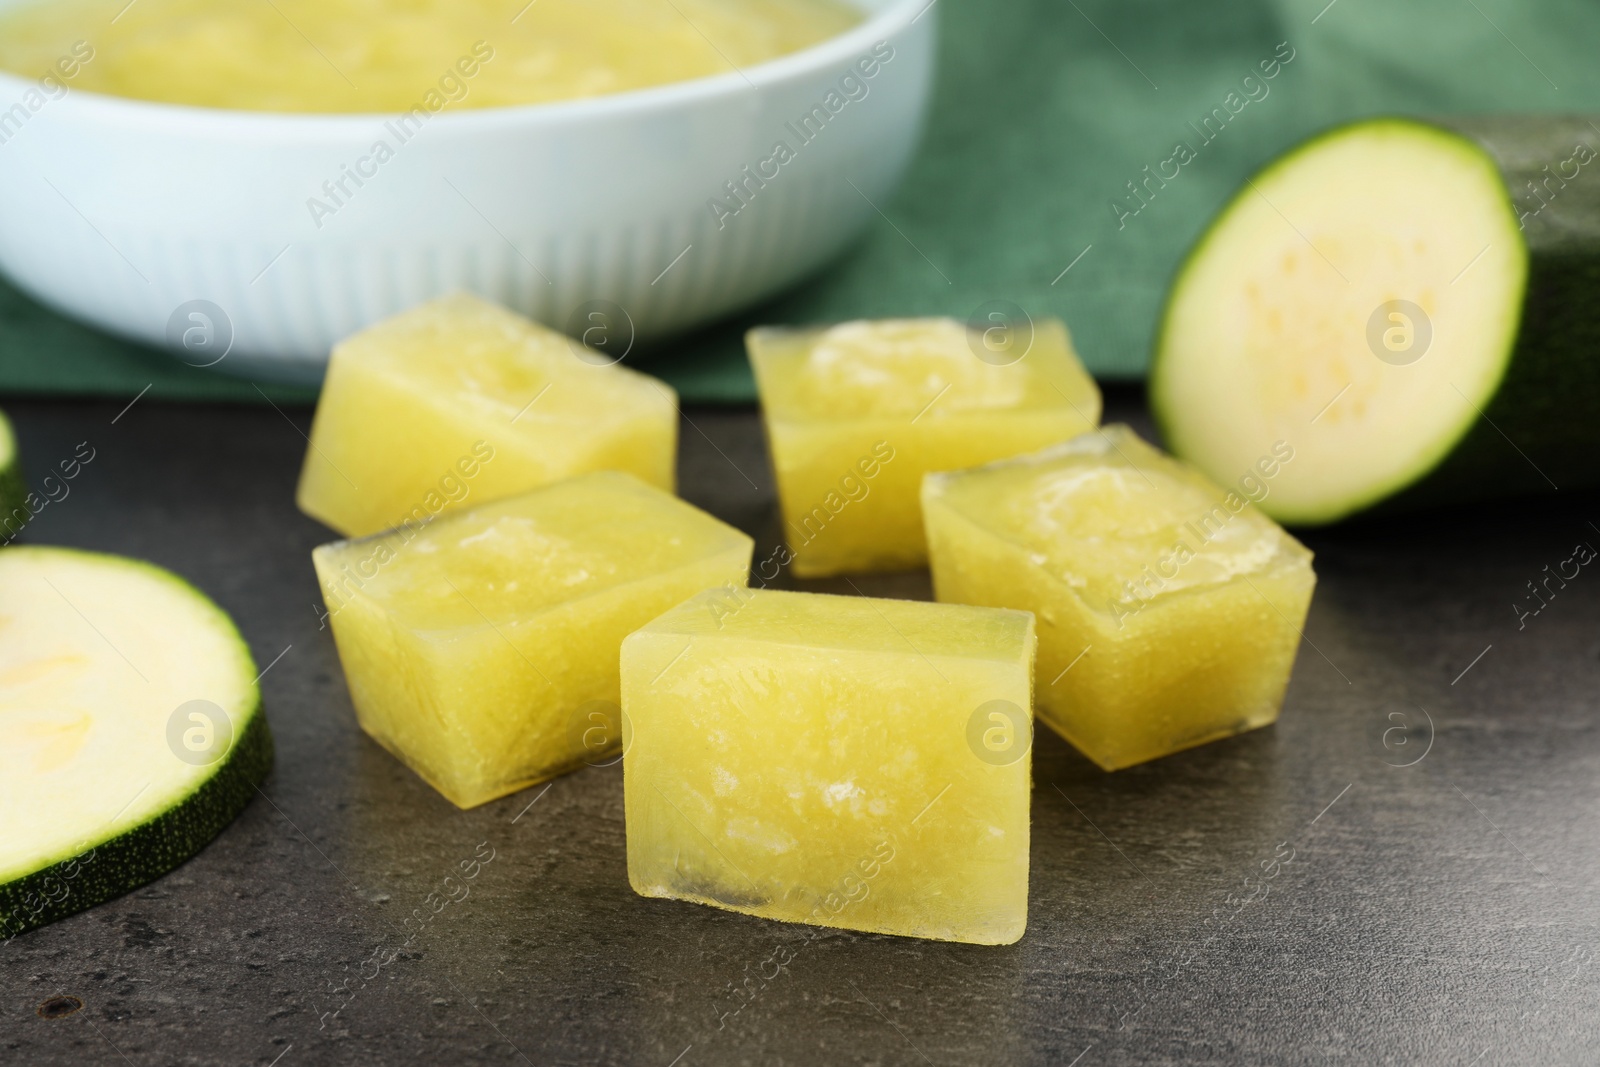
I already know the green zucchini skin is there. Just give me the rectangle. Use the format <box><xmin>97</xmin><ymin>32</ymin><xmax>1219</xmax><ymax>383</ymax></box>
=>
<box><xmin>0</xmin><ymin>460</ymin><xmax>29</xmax><ymax>543</ymax></box>
<box><xmin>0</xmin><ymin>706</ymin><xmax>273</xmax><ymax>940</ymax></box>
<box><xmin>1377</xmin><ymin>116</ymin><xmax>1600</xmax><ymax>513</ymax></box>
<box><xmin>0</xmin><ymin>410</ymin><xmax>28</xmax><ymax>543</ymax></box>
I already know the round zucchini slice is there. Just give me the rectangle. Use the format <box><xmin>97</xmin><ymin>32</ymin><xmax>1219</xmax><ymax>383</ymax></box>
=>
<box><xmin>1153</xmin><ymin>116</ymin><xmax>1600</xmax><ymax>524</ymax></box>
<box><xmin>0</xmin><ymin>547</ymin><xmax>272</xmax><ymax>938</ymax></box>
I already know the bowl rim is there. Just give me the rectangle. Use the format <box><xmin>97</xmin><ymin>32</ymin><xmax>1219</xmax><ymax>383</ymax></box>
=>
<box><xmin>0</xmin><ymin>0</ymin><xmax>931</xmax><ymax>134</ymax></box>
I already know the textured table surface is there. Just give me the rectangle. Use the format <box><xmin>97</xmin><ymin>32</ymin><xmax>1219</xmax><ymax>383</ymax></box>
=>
<box><xmin>1</xmin><ymin>390</ymin><xmax>1597</xmax><ymax>1066</ymax></box>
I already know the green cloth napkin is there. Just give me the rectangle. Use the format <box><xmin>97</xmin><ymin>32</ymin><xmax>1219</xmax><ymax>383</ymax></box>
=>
<box><xmin>1</xmin><ymin>0</ymin><xmax>1596</xmax><ymax>404</ymax></box>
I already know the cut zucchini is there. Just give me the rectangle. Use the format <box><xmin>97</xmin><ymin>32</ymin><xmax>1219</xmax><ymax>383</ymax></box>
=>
<box><xmin>0</xmin><ymin>408</ymin><xmax>29</xmax><ymax>543</ymax></box>
<box><xmin>1152</xmin><ymin>116</ymin><xmax>1600</xmax><ymax>524</ymax></box>
<box><xmin>0</xmin><ymin>547</ymin><xmax>271</xmax><ymax>938</ymax></box>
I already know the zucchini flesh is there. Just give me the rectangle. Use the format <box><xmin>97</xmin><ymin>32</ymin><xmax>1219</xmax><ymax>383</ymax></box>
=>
<box><xmin>0</xmin><ymin>547</ymin><xmax>271</xmax><ymax>938</ymax></box>
<box><xmin>1153</xmin><ymin>116</ymin><xmax>1600</xmax><ymax>524</ymax></box>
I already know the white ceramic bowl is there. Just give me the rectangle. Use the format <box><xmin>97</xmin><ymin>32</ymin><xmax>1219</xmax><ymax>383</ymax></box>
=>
<box><xmin>0</xmin><ymin>0</ymin><xmax>934</xmax><ymax>382</ymax></box>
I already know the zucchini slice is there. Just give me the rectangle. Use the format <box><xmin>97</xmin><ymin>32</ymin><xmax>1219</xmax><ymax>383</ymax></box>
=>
<box><xmin>0</xmin><ymin>547</ymin><xmax>272</xmax><ymax>938</ymax></box>
<box><xmin>0</xmin><ymin>408</ymin><xmax>28</xmax><ymax>543</ymax></box>
<box><xmin>1152</xmin><ymin>116</ymin><xmax>1600</xmax><ymax>524</ymax></box>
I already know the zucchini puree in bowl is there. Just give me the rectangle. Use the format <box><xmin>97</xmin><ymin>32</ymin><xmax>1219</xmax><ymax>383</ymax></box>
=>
<box><xmin>0</xmin><ymin>0</ymin><xmax>863</xmax><ymax>112</ymax></box>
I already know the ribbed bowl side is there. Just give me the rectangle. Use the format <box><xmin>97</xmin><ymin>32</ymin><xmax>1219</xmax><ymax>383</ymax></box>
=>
<box><xmin>0</xmin><ymin>3</ymin><xmax>934</xmax><ymax>382</ymax></box>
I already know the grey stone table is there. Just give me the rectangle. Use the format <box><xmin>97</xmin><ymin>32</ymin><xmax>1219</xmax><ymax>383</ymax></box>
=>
<box><xmin>1</xmin><ymin>390</ymin><xmax>1597</xmax><ymax>1066</ymax></box>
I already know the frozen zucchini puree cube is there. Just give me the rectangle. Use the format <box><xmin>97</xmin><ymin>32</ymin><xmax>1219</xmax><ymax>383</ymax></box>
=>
<box><xmin>923</xmin><ymin>425</ymin><xmax>1315</xmax><ymax>771</ymax></box>
<box><xmin>313</xmin><ymin>472</ymin><xmax>752</xmax><ymax>809</ymax></box>
<box><xmin>747</xmin><ymin>317</ymin><xmax>1100</xmax><ymax>577</ymax></box>
<box><xmin>622</xmin><ymin>588</ymin><xmax>1035</xmax><ymax>945</ymax></box>
<box><xmin>298</xmin><ymin>293</ymin><xmax>678</xmax><ymax>538</ymax></box>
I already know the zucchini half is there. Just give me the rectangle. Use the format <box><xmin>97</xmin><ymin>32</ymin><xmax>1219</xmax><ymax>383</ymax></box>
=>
<box><xmin>1153</xmin><ymin>116</ymin><xmax>1600</xmax><ymax>524</ymax></box>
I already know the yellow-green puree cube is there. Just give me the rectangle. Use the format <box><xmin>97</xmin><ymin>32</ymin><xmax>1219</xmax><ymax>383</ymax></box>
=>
<box><xmin>924</xmin><ymin>425</ymin><xmax>1315</xmax><ymax>771</ymax></box>
<box><xmin>748</xmin><ymin>317</ymin><xmax>1101</xmax><ymax>576</ymax></box>
<box><xmin>622</xmin><ymin>588</ymin><xmax>1036</xmax><ymax>945</ymax></box>
<box><xmin>314</xmin><ymin>472</ymin><xmax>753</xmax><ymax>808</ymax></box>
